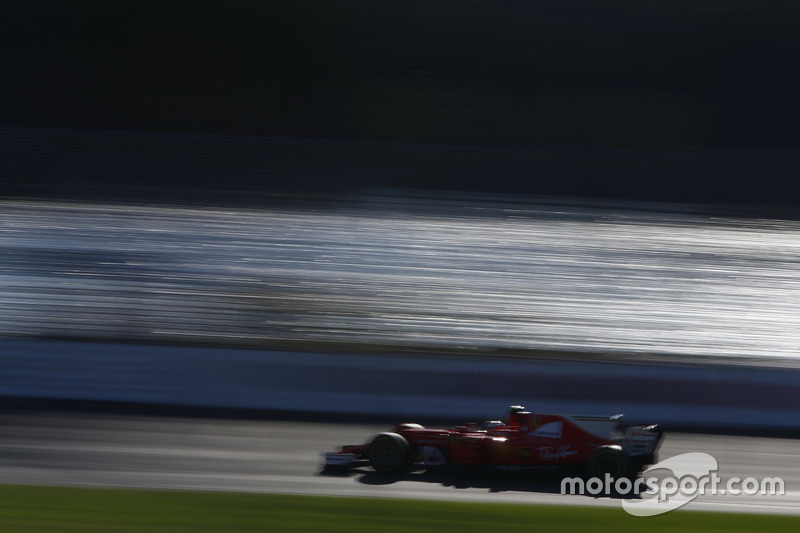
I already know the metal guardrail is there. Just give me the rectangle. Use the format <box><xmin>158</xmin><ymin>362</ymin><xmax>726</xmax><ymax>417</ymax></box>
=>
<box><xmin>1</xmin><ymin>339</ymin><xmax>799</xmax><ymax>432</ymax></box>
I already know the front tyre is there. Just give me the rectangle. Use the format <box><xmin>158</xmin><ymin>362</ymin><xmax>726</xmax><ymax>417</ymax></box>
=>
<box><xmin>368</xmin><ymin>433</ymin><xmax>410</xmax><ymax>474</ymax></box>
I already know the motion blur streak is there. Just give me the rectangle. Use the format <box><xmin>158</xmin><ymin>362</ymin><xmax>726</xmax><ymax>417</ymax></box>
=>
<box><xmin>0</xmin><ymin>412</ymin><xmax>797</xmax><ymax>515</ymax></box>
<box><xmin>1</xmin><ymin>198</ymin><xmax>799</xmax><ymax>361</ymax></box>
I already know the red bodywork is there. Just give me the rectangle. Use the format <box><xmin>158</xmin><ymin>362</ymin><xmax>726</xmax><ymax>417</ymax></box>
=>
<box><xmin>398</xmin><ymin>414</ymin><xmax>605</xmax><ymax>466</ymax></box>
<box><xmin>324</xmin><ymin>407</ymin><xmax>662</xmax><ymax>473</ymax></box>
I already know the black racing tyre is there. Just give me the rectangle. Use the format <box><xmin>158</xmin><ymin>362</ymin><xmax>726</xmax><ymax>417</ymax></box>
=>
<box><xmin>368</xmin><ymin>433</ymin><xmax>411</xmax><ymax>474</ymax></box>
<box><xmin>587</xmin><ymin>447</ymin><xmax>629</xmax><ymax>480</ymax></box>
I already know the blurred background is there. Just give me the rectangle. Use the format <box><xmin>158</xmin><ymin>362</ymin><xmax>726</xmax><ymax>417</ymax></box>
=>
<box><xmin>2</xmin><ymin>0</ymin><xmax>800</xmax><ymax>360</ymax></box>
<box><xmin>3</xmin><ymin>0</ymin><xmax>800</xmax><ymax>205</ymax></box>
<box><xmin>2</xmin><ymin>1</ymin><xmax>800</xmax><ymax>522</ymax></box>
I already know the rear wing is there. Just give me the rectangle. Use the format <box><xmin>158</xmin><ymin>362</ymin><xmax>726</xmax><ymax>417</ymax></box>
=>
<box><xmin>620</xmin><ymin>424</ymin><xmax>663</xmax><ymax>458</ymax></box>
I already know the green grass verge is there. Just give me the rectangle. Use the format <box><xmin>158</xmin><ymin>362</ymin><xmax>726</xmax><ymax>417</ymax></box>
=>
<box><xmin>0</xmin><ymin>485</ymin><xmax>796</xmax><ymax>532</ymax></box>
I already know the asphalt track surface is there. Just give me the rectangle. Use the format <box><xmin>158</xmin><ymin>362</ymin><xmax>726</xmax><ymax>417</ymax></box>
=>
<box><xmin>0</xmin><ymin>411</ymin><xmax>797</xmax><ymax>515</ymax></box>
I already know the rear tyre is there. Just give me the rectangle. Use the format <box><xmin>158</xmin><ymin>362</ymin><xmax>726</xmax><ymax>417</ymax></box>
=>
<box><xmin>368</xmin><ymin>433</ymin><xmax>410</xmax><ymax>474</ymax></box>
<box><xmin>587</xmin><ymin>447</ymin><xmax>629</xmax><ymax>480</ymax></box>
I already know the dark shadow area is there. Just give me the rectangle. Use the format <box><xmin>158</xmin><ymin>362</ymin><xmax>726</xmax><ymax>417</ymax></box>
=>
<box><xmin>321</xmin><ymin>465</ymin><xmax>644</xmax><ymax>500</ymax></box>
<box><xmin>3</xmin><ymin>1</ymin><xmax>800</xmax><ymax>208</ymax></box>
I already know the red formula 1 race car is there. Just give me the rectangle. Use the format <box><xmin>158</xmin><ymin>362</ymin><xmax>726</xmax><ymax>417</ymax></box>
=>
<box><xmin>324</xmin><ymin>406</ymin><xmax>662</xmax><ymax>479</ymax></box>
